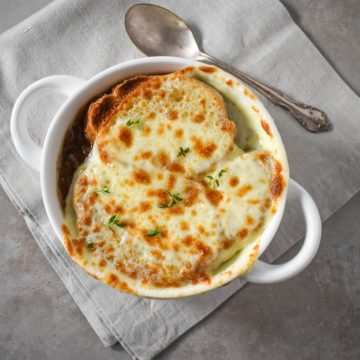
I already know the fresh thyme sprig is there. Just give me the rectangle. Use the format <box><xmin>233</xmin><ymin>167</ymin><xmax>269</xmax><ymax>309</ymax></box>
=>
<box><xmin>146</xmin><ymin>227</ymin><xmax>160</xmax><ymax>237</ymax></box>
<box><xmin>126</xmin><ymin>118</ymin><xmax>142</xmax><ymax>129</ymax></box>
<box><xmin>177</xmin><ymin>147</ymin><xmax>190</xmax><ymax>157</ymax></box>
<box><xmin>106</xmin><ymin>214</ymin><xmax>126</xmax><ymax>231</ymax></box>
<box><xmin>206</xmin><ymin>175</ymin><xmax>219</xmax><ymax>188</ymax></box>
<box><xmin>158</xmin><ymin>192</ymin><xmax>183</xmax><ymax>208</ymax></box>
<box><xmin>206</xmin><ymin>169</ymin><xmax>226</xmax><ymax>188</ymax></box>
<box><xmin>94</xmin><ymin>186</ymin><xmax>110</xmax><ymax>194</ymax></box>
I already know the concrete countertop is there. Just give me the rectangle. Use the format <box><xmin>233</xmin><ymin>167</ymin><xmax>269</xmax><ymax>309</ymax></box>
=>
<box><xmin>0</xmin><ymin>1</ymin><xmax>359</xmax><ymax>359</ymax></box>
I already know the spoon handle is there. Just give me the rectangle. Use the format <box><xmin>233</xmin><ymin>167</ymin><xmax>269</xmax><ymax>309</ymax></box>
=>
<box><xmin>197</xmin><ymin>52</ymin><xmax>330</xmax><ymax>133</ymax></box>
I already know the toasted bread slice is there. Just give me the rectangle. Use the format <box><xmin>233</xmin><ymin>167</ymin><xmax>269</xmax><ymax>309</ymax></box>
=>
<box><xmin>85</xmin><ymin>75</ymin><xmax>150</xmax><ymax>142</ymax></box>
<box><xmin>94</xmin><ymin>71</ymin><xmax>236</xmax><ymax>175</ymax></box>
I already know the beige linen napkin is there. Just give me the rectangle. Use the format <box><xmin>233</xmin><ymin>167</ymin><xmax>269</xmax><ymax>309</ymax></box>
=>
<box><xmin>1</xmin><ymin>0</ymin><xmax>359</xmax><ymax>359</ymax></box>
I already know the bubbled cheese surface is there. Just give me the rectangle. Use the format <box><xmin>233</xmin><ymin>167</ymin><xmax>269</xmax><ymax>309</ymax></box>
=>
<box><xmin>63</xmin><ymin>66</ymin><xmax>288</xmax><ymax>297</ymax></box>
<box><xmin>96</xmin><ymin>74</ymin><xmax>235</xmax><ymax>175</ymax></box>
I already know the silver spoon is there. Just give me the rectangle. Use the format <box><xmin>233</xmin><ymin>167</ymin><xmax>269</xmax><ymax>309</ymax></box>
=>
<box><xmin>125</xmin><ymin>4</ymin><xmax>330</xmax><ymax>132</ymax></box>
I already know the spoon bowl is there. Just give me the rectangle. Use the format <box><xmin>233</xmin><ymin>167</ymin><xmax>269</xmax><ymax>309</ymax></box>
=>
<box><xmin>125</xmin><ymin>4</ymin><xmax>200</xmax><ymax>58</ymax></box>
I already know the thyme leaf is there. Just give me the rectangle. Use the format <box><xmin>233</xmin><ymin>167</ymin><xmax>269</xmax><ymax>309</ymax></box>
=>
<box><xmin>177</xmin><ymin>147</ymin><xmax>190</xmax><ymax>157</ymax></box>
<box><xmin>126</xmin><ymin>118</ymin><xmax>142</xmax><ymax>129</ymax></box>
<box><xmin>218</xmin><ymin>169</ymin><xmax>226</xmax><ymax>177</ymax></box>
<box><xmin>107</xmin><ymin>214</ymin><xmax>126</xmax><ymax>230</ymax></box>
<box><xmin>146</xmin><ymin>228</ymin><xmax>160</xmax><ymax>237</ymax></box>
<box><xmin>94</xmin><ymin>186</ymin><xmax>110</xmax><ymax>194</ymax></box>
<box><xmin>158</xmin><ymin>192</ymin><xmax>183</xmax><ymax>208</ymax></box>
<box><xmin>206</xmin><ymin>169</ymin><xmax>226</xmax><ymax>188</ymax></box>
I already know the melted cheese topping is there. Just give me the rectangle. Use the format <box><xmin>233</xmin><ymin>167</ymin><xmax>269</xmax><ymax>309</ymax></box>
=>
<box><xmin>63</xmin><ymin>66</ymin><xmax>288</xmax><ymax>297</ymax></box>
<box><xmin>96</xmin><ymin>75</ymin><xmax>235</xmax><ymax>175</ymax></box>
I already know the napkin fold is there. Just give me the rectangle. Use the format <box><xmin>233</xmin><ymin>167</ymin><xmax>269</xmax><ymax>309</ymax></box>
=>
<box><xmin>1</xmin><ymin>0</ymin><xmax>360</xmax><ymax>359</ymax></box>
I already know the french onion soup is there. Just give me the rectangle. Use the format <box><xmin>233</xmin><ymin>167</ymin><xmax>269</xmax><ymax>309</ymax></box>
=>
<box><xmin>58</xmin><ymin>66</ymin><xmax>288</xmax><ymax>297</ymax></box>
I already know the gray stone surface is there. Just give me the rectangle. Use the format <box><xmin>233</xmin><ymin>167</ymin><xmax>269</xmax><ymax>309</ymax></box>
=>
<box><xmin>0</xmin><ymin>0</ymin><xmax>359</xmax><ymax>359</ymax></box>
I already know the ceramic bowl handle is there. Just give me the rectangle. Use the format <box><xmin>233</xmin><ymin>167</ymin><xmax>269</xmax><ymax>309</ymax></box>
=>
<box><xmin>11</xmin><ymin>75</ymin><xmax>85</xmax><ymax>172</ymax></box>
<box><xmin>246</xmin><ymin>179</ymin><xmax>321</xmax><ymax>283</ymax></box>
